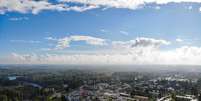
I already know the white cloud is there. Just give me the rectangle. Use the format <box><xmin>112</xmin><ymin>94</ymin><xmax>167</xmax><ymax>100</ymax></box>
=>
<box><xmin>59</xmin><ymin>0</ymin><xmax>201</xmax><ymax>12</ymax></box>
<box><xmin>0</xmin><ymin>0</ymin><xmax>54</xmax><ymax>14</ymax></box>
<box><xmin>59</xmin><ymin>0</ymin><xmax>143</xmax><ymax>10</ymax></box>
<box><xmin>188</xmin><ymin>6</ymin><xmax>193</xmax><ymax>10</ymax></box>
<box><xmin>45</xmin><ymin>37</ymin><xmax>57</xmax><ymax>41</ymax></box>
<box><xmin>112</xmin><ymin>37</ymin><xmax>170</xmax><ymax>49</ymax></box>
<box><xmin>70</xmin><ymin>35</ymin><xmax>107</xmax><ymax>46</ymax></box>
<box><xmin>9</xmin><ymin>17</ymin><xmax>29</xmax><ymax>21</ymax></box>
<box><xmin>1</xmin><ymin>0</ymin><xmax>201</xmax><ymax>14</ymax></box>
<box><xmin>2</xmin><ymin>37</ymin><xmax>201</xmax><ymax>65</ymax></box>
<box><xmin>9</xmin><ymin>45</ymin><xmax>201</xmax><ymax>65</ymax></box>
<box><xmin>56</xmin><ymin>37</ymin><xmax>71</xmax><ymax>50</ymax></box>
<box><xmin>176</xmin><ymin>38</ymin><xmax>183</xmax><ymax>42</ymax></box>
<box><xmin>100</xmin><ymin>29</ymin><xmax>109</xmax><ymax>33</ymax></box>
<box><xmin>120</xmin><ymin>31</ymin><xmax>129</xmax><ymax>35</ymax></box>
<box><xmin>10</xmin><ymin>40</ymin><xmax>40</xmax><ymax>44</ymax></box>
<box><xmin>0</xmin><ymin>0</ymin><xmax>97</xmax><ymax>14</ymax></box>
<box><xmin>155</xmin><ymin>6</ymin><xmax>161</xmax><ymax>10</ymax></box>
<box><xmin>49</xmin><ymin>35</ymin><xmax>107</xmax><ymax>50</ymax></box>
<box><xmin>59</xmin><ymin>0</ymin><xmax>201</xmax><ymax>10</ymax></box>
<box><xmin>132</xmin><ymin>37</ymin><xmax>170</xmax><ymax>47</ymax></box>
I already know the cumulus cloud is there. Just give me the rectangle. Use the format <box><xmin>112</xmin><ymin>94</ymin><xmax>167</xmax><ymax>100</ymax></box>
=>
<box><xmin>0</xmin><ymin>0</ymin><xmax>55</xmax><ymax>14</ymax></box>
<box><xmin>0</xmin><ymin>0</ymin><xmax>97</xmax><ymax>14</ymax></box>
<box><xmin>59</xmin><ymin>0</ymin><xmax>201</xmax><ymax>10</ymax></box>
<box><xmin>47</xmin><ymin>35</ymin><xmax>107</xmax><ymax>50</ymax></box>
<box><xmin>132</xmin><ymin>37</ymin><xmax>170</xmax><ymax>47</ymax></box>
<box><xmin>112</xmin><ymin>37</ymin><xmax>170</xmax><ymax>49</ymax></box>
<box><xmin>1</xmin><ymin>0</ymin><xmax>201</xmax><ymax>14</ymax></box>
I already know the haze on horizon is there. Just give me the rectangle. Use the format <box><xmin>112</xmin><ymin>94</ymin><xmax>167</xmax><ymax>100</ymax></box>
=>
<box><xmin>1</xmin><ymin>0</ymin><xmax>201</xmax><ymax>65</ymax></box>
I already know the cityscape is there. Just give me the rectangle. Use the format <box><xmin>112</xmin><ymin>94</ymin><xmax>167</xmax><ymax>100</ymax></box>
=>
<box><xmin>0</xmin><ymin>65</ymin><xmax>201</xmax><ymax>101</ymax></box>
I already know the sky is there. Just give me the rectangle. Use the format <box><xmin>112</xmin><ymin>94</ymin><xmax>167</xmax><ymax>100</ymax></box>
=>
<box><xmin>0</xmin><ymin>0</ymin><xmax>201</xmax><ymax>65</ymax></box>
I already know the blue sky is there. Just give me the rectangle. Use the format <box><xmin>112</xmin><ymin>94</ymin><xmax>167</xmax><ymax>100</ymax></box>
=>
<box><xmin>1</xmin><ymin>0</ymin><xmax>201</xmax><ymax>65</ymax></box>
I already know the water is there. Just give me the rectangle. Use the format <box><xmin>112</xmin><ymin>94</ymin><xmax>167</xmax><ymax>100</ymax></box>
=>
<box><xmin>7</xmin><ymin>76</ymin><xmax>42</xmax><ymax>88</ymax></box>
<box><xmin>8</xmin><ymin>76</ymin><xmax>17</xmax><ymax>80</ymax></box>
<box><xmin>26</xmin><ymin>82</ymin><xmax>42</xmax><ymax>88</ymax></box>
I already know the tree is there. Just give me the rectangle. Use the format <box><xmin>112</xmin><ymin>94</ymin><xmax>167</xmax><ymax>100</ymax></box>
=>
<box><xmin>171</xmin><ymin>92</ymin><xmax>176</xmax><ymax>101</ymax></box>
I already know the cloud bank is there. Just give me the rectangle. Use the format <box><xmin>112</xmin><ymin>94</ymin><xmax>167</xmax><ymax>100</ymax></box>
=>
<box><xmin>8</xmin><ymin>37</ymin><xmax>201</xmax><ymax>65</ymax></box>
<box><xmin>59</xmin><ymin>0</ymin><xmax>201</xmax><ymax>9</ymax></box>
<box><xmin>0</xmin><ymin>0</ymin><xmax>97</xmax><ymax>14</ymax></box>
<box><xmin>1</xmin><ymin>0</ymin><xmax>201</xmax><ymax>14</ymax></box>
